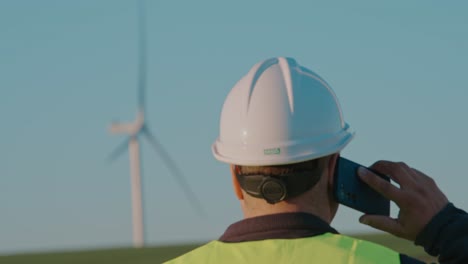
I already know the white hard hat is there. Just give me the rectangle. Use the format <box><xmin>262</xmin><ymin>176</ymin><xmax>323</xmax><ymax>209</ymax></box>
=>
<box><xmin>212</xmin><ymin>57</ymin><xmax>354</xmax><ymax>166</ymax></box>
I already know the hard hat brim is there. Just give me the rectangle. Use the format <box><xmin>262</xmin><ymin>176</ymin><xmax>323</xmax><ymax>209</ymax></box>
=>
<box><xmin>212</xmin><ymin>124</ymin><xmax>355</xmax><ymax>166</ymax></box>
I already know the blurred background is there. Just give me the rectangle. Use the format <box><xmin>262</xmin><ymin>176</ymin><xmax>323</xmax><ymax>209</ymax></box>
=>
<box><xmin>1</xmin><ymin>0</ymin><xmax>467</xmax><ymax>256</ymax></box>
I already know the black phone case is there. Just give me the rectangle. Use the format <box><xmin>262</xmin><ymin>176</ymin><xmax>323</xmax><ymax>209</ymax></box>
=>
<box><xmin>334</xmin><ymin>157</ymin><xmax>390</xmax><ymax>215</ymax></box>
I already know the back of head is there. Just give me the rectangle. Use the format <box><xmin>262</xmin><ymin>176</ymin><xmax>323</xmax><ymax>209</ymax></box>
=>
<box><xmin>212</xmin><ymin>57</ymin><xmax>353</xmax><ymax>205</ymax></box>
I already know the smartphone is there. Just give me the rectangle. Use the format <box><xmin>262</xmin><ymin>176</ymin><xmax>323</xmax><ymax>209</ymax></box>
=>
<box><xmin>334</xmin><ymin>157</ymin><xmax>390</xmax><ymax>216</ymax></box>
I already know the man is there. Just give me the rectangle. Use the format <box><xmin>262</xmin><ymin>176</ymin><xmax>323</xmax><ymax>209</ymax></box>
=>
<box><xmin>165</xmin><ymin>57</ymin><xmax>467</xmax><ymax>263</ymax></box>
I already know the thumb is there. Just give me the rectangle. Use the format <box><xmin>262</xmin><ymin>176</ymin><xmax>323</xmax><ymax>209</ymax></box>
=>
<box><xmin>359</xmin><ymin>215</ymin><xmax>404</xmax><ymax>238</ymax></box>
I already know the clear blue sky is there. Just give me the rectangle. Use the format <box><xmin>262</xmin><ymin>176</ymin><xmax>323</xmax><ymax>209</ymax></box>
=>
<box><xmin>1</xmin><ymin>0</ymin><xmax>467</xmax><ymax>255</ymax></box>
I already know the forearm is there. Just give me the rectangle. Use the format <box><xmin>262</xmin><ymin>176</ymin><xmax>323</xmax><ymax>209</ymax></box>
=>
<box><xmin>415</xmin><ymin>203</ymin><xmax>468</xmax><ymax>264</ymax></box>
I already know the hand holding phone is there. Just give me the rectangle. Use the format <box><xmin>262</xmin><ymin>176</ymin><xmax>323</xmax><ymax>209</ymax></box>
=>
<box><xmin>334</xmin><ymin>157</ymin><xmax>390</xmax><ymax>216</ymax></box>
<box><xmin>358</xmin><ymin>161</ymin><xmax>449</xmax><ymax>241</ymax></box>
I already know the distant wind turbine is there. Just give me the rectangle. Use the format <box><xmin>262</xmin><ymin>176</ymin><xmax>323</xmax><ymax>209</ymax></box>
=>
<box><xmin>107</xmin><ymin>0</ymin><xmax>205</xmax><ymax>248</ymax></box>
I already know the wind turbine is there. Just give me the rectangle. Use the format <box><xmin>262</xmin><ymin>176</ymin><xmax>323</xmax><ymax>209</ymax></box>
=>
<box><xmin>108</xmin><ymin>0</ymin><xmax>204</xmax><ymax>248</ymax></box>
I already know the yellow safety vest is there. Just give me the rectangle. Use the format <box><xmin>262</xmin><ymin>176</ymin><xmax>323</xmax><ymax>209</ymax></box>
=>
<box><xmin>165</xmin><ymin>233</ymin><xmax>401</xmax><ymax>264</ymax></box>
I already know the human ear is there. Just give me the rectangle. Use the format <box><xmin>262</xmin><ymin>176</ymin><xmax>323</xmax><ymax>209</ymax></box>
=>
<box><xmin>230</xmin><ymin>165</ymin><xmax>244</xmax><ymax>200</ymax></box>
<box><xmin>327</xmin><ymin>154</ymin><xmax>339</xmax><ymax>191</ymax></box>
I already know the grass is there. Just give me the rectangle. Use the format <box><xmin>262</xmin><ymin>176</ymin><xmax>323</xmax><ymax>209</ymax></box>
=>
<box><xmin>0</xmin><ymin>244</ymin><xmax>201</xmax><ymax>264</ymax></box>
<box><xmin>0</xmin><ymin>234</ymin><xmax>437</xmax><ymax>264</ymax></box>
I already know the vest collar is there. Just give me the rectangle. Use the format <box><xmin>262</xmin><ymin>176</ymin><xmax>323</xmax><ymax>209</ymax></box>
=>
<box><xmin>219</xmin><ymin>212</ymin><xmax>339</xmax><ymax>242</ymax></box>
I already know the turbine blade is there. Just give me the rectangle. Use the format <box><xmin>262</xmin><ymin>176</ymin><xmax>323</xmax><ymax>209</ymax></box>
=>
<box><xmin>108</xmin><ymin>138</ymin><xmax>130</xmax><ymax>163</ymax></box>
<box><xmin>137</xmin><ymin>0</ymin><xmax>146</xmax><ymax>112</ymax></box>
<box><xmin>142</xmin><ymin>127</ymin><xmax>206</xmax><ymax>216</ymax></box>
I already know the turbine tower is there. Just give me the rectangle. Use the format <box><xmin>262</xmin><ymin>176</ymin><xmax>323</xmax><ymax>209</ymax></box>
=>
<box><xmin>108</xmin><ymin>0</ymin><xmax>204</xmax><ymax>248</ymax></box>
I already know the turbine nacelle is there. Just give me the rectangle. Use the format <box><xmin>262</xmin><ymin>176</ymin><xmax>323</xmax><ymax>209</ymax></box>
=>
<box><xmin>109</xmin><ymin>111</ymin><xmax>145</xmax><ymax>136</ymax></box>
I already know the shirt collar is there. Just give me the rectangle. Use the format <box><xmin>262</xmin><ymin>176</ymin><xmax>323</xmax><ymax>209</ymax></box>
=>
<box><xmin>219</xmin><ymin>212</ymin><xmax>339</xmax><ymax>242</ymax></box>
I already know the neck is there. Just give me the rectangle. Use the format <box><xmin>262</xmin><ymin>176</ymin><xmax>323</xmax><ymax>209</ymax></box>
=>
<box><xmin>239</xmin><ymin>156</ymin><xmax>340</xmax><ymax>224</ymax></box>
<box><xmin>240</xmin><ymin>182</ymin><xmax>338</xmax><ymax>224</ymax></box>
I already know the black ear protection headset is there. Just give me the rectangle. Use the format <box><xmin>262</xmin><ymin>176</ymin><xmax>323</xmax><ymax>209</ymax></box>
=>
<box><xmin>235</xmin><ymin>170</ymin><xmax>321</xmax><ymax>204</ymax></box>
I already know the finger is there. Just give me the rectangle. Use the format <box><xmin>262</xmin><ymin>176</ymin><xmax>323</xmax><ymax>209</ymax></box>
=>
<box><xmin>358</xmin><ymin>167</ymin><xmax>405</xmax><ymax>205</ymax></box>
<box><xmin>369</xmin><ymin>160</ymin><xmax>415</xmax><ymax>187</ymax></box>
<box><xmin>359</xmin><ymin>215</ymin><xmax>405</xmax><ymax>238</ymax></box>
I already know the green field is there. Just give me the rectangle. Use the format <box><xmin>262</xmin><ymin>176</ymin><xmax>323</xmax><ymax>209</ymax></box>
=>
<box><xmin>0</xmin><ymin>233</ymin><xmax>437</xmax><ymax>264</ymax></box>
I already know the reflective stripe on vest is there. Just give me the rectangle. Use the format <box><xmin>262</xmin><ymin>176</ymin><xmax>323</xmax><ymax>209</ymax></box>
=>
<box><xmin>165</xmin><ymin>233</ymin><xmax>401</xmax><ymax>264</ymax></box>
